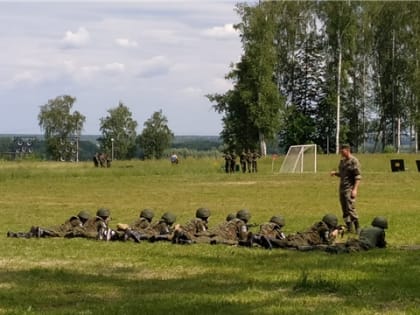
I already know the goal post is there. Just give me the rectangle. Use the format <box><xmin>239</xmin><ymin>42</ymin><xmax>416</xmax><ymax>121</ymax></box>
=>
<box><xmin>279</xmin><ymin>144</ymin><xmax>317</xmax><ymax>173</ymax></box>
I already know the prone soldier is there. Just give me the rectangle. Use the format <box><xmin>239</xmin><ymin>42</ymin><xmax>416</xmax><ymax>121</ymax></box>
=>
<box><xmin>326</xmin><ymin>216</ymin><xmax>388</xmax><ymax>254</ymax></box>
<box><xmin>7</xmin><ymin>210</ymin><xmax>91</xmax><ymax>238</ymax></box>
<box><xmin>270</xmin><ymin>214</ymin><xmax>341</xmax><ymax>250</ymax></box>
<box><xmin>172</xmin><ymin>207</ymin><xmax>211</xmax><ymax>244</ymax></box>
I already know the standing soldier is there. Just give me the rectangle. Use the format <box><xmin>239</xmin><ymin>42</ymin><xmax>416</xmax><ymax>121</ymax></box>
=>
<box><xmin>251</xmin><ymin>149</ymin><xmax>260</xmax><ymax>173</ymax></box>
<box><xmin>331</xmin><ymin>143</ymin><xmax>362</xmax><ymax>233</ymax></box>
<box><xmin>230</xmin><ymin>151</ymin><xmax>237</xmax><ymax>173</ymax></box>
<box><xmin>246</xmin><ymin>149</ymin><xmax>253</xmax><ymax>173</ymax></box>
<box><xmin>223</xmin><ymin>151</ymin><xmax>232</xmax><ymax>173</ymax></box>
<box><xmin>240</xmin><ymin>150</ymin><xmax>247</xmax><ymax>173</ymax></box>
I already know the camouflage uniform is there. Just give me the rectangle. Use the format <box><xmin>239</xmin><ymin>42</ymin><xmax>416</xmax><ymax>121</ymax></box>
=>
<box><xmin>230</xmin><ymin>152</ymin><xmax>237</xmax><ymax>173</ymax></box>
<box><xmin>335</xmin><ymin>145</ymin><xmax>362</xmax><ymax>231</ymax></box>
<box><xmin>239</xmin><ymin>216</ymin><xmax>285</xmax><ymax>249</ymax></box>
<box><xmin>251</xmin><ymin>150</ymin><xmax>260</xmax><ymax>173</ymax></box>
<box><xmin>246</xmin><ymin>150</ymin><xmax>253</xmax><ymax>173</ymax></box>
<box><xmin>327</xmin><ymin>217</ymin><xmax>387</xmax><ymax>254</ymax></box>
<box><xmin>223</xmin><ymin>152</ymin><xmax>232</xmax><ymax>173</ymax></box>
<box><xmin>138</xmin><ymin>212</ymin><xmax>177</xmax><ymax>242</ymax></box>
<box><xmin>271</xmin><ymin>214</ymin><xmax>339</xmax><ymax>250</ymax></box>
<box><xmin>68</xmin><ymin>208</ymin><xmax>115</xmax><ymax>240</ymax></box>
<box><xmin>7</xmin><ymin>210</ymin><xmax>91</xmax><ymax>238</ymax></box>
<box><xmin>240</xmin><ymin>150</ymin><xmax>247</xmax><ymax>173</ymax></box>
<box><xmin>172</xmin><ymin>218</ymin><xmax>210</xmax><ymax>244</ymax></box>
<box><xmin>198</xmin><ymin>210</ymin><xmax>251</xmax><ymax>245</ymax></box>
<box><xmin>115</xmin><ymin>209</ymin><xmax>155</xmax><ymax>242</ymax></box>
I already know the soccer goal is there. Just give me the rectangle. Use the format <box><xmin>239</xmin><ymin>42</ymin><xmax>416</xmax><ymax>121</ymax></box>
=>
<box><xmin>279</xmin><ymin>144</ymin><xmax>317</xmax><ymax>173</ymax></box>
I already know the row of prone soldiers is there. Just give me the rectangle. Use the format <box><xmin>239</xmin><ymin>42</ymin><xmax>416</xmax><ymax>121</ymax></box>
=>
<box><xmin>7</xmin><ymin>208</ymin><xmax>388</xmax><ymax>254</ymax></box>
<box><xmin>224</xmin><ymin>149</ymin><xmax>260</xmax><ymax>174</ymax></box>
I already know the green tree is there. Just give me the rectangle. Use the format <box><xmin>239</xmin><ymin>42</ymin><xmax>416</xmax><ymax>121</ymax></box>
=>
<box><xmin>99</xmin><ymin>102</ymin><xmax>138</xmax><ymax>160</ymax></box>
<box><xmin>207</xmin><ymin>2</ymin><xmax>283</xmax><ymax>156</ymax></box>
<box><xmin>319</xmin><ymin>1</ymin><xmax>358</xmax><ymax>153</ymax></box>
<box><xmin>137</xmin><ymin>110</ymin><xmax>174</xmax><ymax>159</ymax></box>
<box><xmin>38</xmin><ymin>95</ymin><xmax>85</xmax><ymax>161</ymax></box>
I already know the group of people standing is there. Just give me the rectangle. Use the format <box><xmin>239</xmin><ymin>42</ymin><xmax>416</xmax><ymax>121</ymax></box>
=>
<box><xmin>224</xmin><ymin>149</ymin><xmax>260</xmax><ymax>174</ymax></box>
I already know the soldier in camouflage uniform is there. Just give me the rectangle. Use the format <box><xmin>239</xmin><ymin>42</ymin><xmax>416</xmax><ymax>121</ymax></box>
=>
<box><xmin>243</xmin><ymin>215</ymin><xmax>286</xmax><ymax>249</ymax></box>
<box><xmin>226</xmin><ymin>213</ymin><xmax>236</xmax><ymax>222</ymax></box>
<box><xmin>239</xmin><ymin>150</ymin><xmax>247</xmax><ymax>173</ymax></box>
<box><xmin>195</xmin><ymin>209</ymin><xmax>251</xmax><ymax>246</ymax></box>
<box><xmin>230</xmin><ymin>152</ymin><xmax>237</xmax><ymax>173</ymax></box>
<box><xmin>270</xmin><ymin>214</ymin><xmax>341</xmax><ymax>250</ymax></box>
<box><xmin>223</xmin><ymin>151</ymin><xmax>232</xmax><ymax>173</ymax></box>
<box><xmin>172</xmin><ymin>207</ymin><xmax>211</xmax><ymax>244</ymax></box>
<box><xmin>115</xmin><ymin>208</ymin><xmax>155</xmax><ymax>242</ymax></box>
<box><xmin>331</xmin><ymin>144</ymin><xmax>362</xmax><ymax>233</ymax></box>
<box><xmin>139</xmin><ymin>212</ymin><xmax>177</xmax><ymax>242</ymax></box>
<box><xmin>7</xmin><ymin>210</ymin><xmax>91</xmax><ymax>238</ymax></box>
<box><xmin>246</xmin><ymin>149</ymin><xmax>253</xmax><ymax>173</ymax></box>
<box><xmin>326</xmin><ymin>216</ymin><xmax>388</xmax><ymax>254</ymax></box>
<box><xmin>251</xmin><ymin>150</ymin><xmax>260</xmax><ymax>173</ymax></box>
<box><xmin>68</xmin><ymin>208</ymin><xmax>116</xmax><ymax>240</ymax></box>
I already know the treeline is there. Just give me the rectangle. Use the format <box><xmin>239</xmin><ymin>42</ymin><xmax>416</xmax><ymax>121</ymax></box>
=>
<box><xmin>208</xmin><ymin>1</ymin><xmax>420</xmax><ymax>154</ymax></box>
<box><xmin>0</xmin><ymin>135</ymin><xmax>226</xmax><ymax>161</ymax></box>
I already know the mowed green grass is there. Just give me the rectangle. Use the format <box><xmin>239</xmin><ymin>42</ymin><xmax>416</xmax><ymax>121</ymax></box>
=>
<box><xmin>1</xmin><ymin>154</ymin><xmax>420</xmax><ymax>315</ymax></box>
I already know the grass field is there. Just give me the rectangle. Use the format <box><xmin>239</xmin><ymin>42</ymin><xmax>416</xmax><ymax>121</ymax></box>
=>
<box><xmin>1</xmin><ymin>154</ymin><xmax>420</xmax><ymax>314</ymax></box>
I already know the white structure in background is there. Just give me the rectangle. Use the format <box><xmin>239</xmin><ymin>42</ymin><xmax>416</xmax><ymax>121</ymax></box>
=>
<box><xmin>279</xmin><ymin>144</ymin><xmax>317</xmax><ymax>173</ymax></box>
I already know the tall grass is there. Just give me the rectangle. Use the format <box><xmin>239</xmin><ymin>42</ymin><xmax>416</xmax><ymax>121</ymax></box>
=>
<box><xmin>1</xmin><ymin>154</ymin><xmax>419</xmax><ymax>314</ymax></box>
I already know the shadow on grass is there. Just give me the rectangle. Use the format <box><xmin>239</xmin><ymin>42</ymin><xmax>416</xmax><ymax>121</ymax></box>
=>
<box><xmin>0</xmin><ymin>247</ymin><xmax>419</xmax><ymax>315</ymax></box>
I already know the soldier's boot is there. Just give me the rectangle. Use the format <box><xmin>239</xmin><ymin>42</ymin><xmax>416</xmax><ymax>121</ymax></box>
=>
<box><xmin>97</xmin><ymin>227</ymin><xmax>112</xmax><ymax>241</ymax></box>
<box><xmin>124</xmin><ymin>230</ymin><xmax>141</xmax><ymax>243</ymax></box>
<box><xmin>29</xmin><ymin>226</ymin><xmax>43</xmax><ymax>238</ymax></box>
<box><xmin>346</xmin><ymin>222</ymin><xmax>353</xmax><ymax>233</ymax></box>
<box><xmin>7</xmin><ymin>231</ymin><xmax>19</xmax><ymax>238</ymax></box>
<box><xmin>252</xmin><ymin>235</ymin><xmax>272</xmax><ymax>250</ymax></box>
<box><xmin>259</xmin><ymin>235</ymin><xmax>273</xmax><ymax>250</ymax></box>
<box><xmin>353</xmin><ymin>220</ymin><xmax>360</xmax><ymax>234</ymax></box>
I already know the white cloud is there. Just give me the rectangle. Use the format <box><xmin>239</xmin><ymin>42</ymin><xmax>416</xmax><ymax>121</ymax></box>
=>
<box><xmin>104</xmin><ymin>62</ymin><xmax>126</xmax><ymax>74</ymax></box>
<box><xmin>61</xmin><ymin>27</ymin><xmax>90</xmax><ymax>48</ymax></box>
<box><xmin>181</xmin><ymin>86</ymin><xmax>203</xmax><ymax>97</ymax></box>
<box><xmin>115</xmin><ymin>38</ymin><xmax>138</xmax><ymax>48</ymax></box>
<box><xmin>137</xmin><ymin>56</ymin><xmax>172</xmax><ymax>78</ymax></box>
<box><xmin>202</xmin><ymin>23</ymin><xmax>238</xmax><ymax>39</ymax></box>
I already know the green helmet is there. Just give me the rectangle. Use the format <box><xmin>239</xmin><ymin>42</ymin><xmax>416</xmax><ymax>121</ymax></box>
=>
<box><xmin>270</xmin><ymin>215</ymin><xmax>285</xmax><ymax>227</ymax></box>
<box><xmin>371</xmin><ymin>216</ymin><xmax>388</xmax><ymax>229</ymax></box>
<box><xmin>196</xmin><ymin>207</ymin><xmax>211</xmax><ymax>219</ymax></box>
<box><xmin>236</xmin><ymin>209</ymin><xmax>251</xmax><ymax>222</ymax></box>
<box><xmin>161</xmin><ymin>212</ymin><xmax>176</xmax><ymax>225</ymax></box>
<box><xmin>322</xmin><ymin>214</ymin><xmax>338</xmax><ymax>228</ymax></box>
<box><xmin>96</xmin><ymin>208</ymin><xmax>110</xmax><ymax>218</ymax></box>
<box><xmin>140</xmin><ymin>208</ymin><xmax>154</xmax><ymax>220</ymax></box>
<box><xmin>226</xmin><ymin>213</ymin><xmax>236</xmax><ymax>221</ymax></box>
<box><xmin>77</xmin><ymin>210</ymin><xmax>91</xmax><ymax>221</ymax></box>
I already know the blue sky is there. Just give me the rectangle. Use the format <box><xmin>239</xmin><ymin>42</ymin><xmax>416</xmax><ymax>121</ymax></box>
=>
<box><xmin>0</xmin><ymin>1</ymin><xmax>253</xmax><ymax>135</ymax></box>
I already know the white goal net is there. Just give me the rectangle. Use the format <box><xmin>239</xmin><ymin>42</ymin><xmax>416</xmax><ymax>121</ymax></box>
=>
<box><xmin>279</xmin><ymin>144</ymin><xmax>317</xmax><ymax>173</ymax></box>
